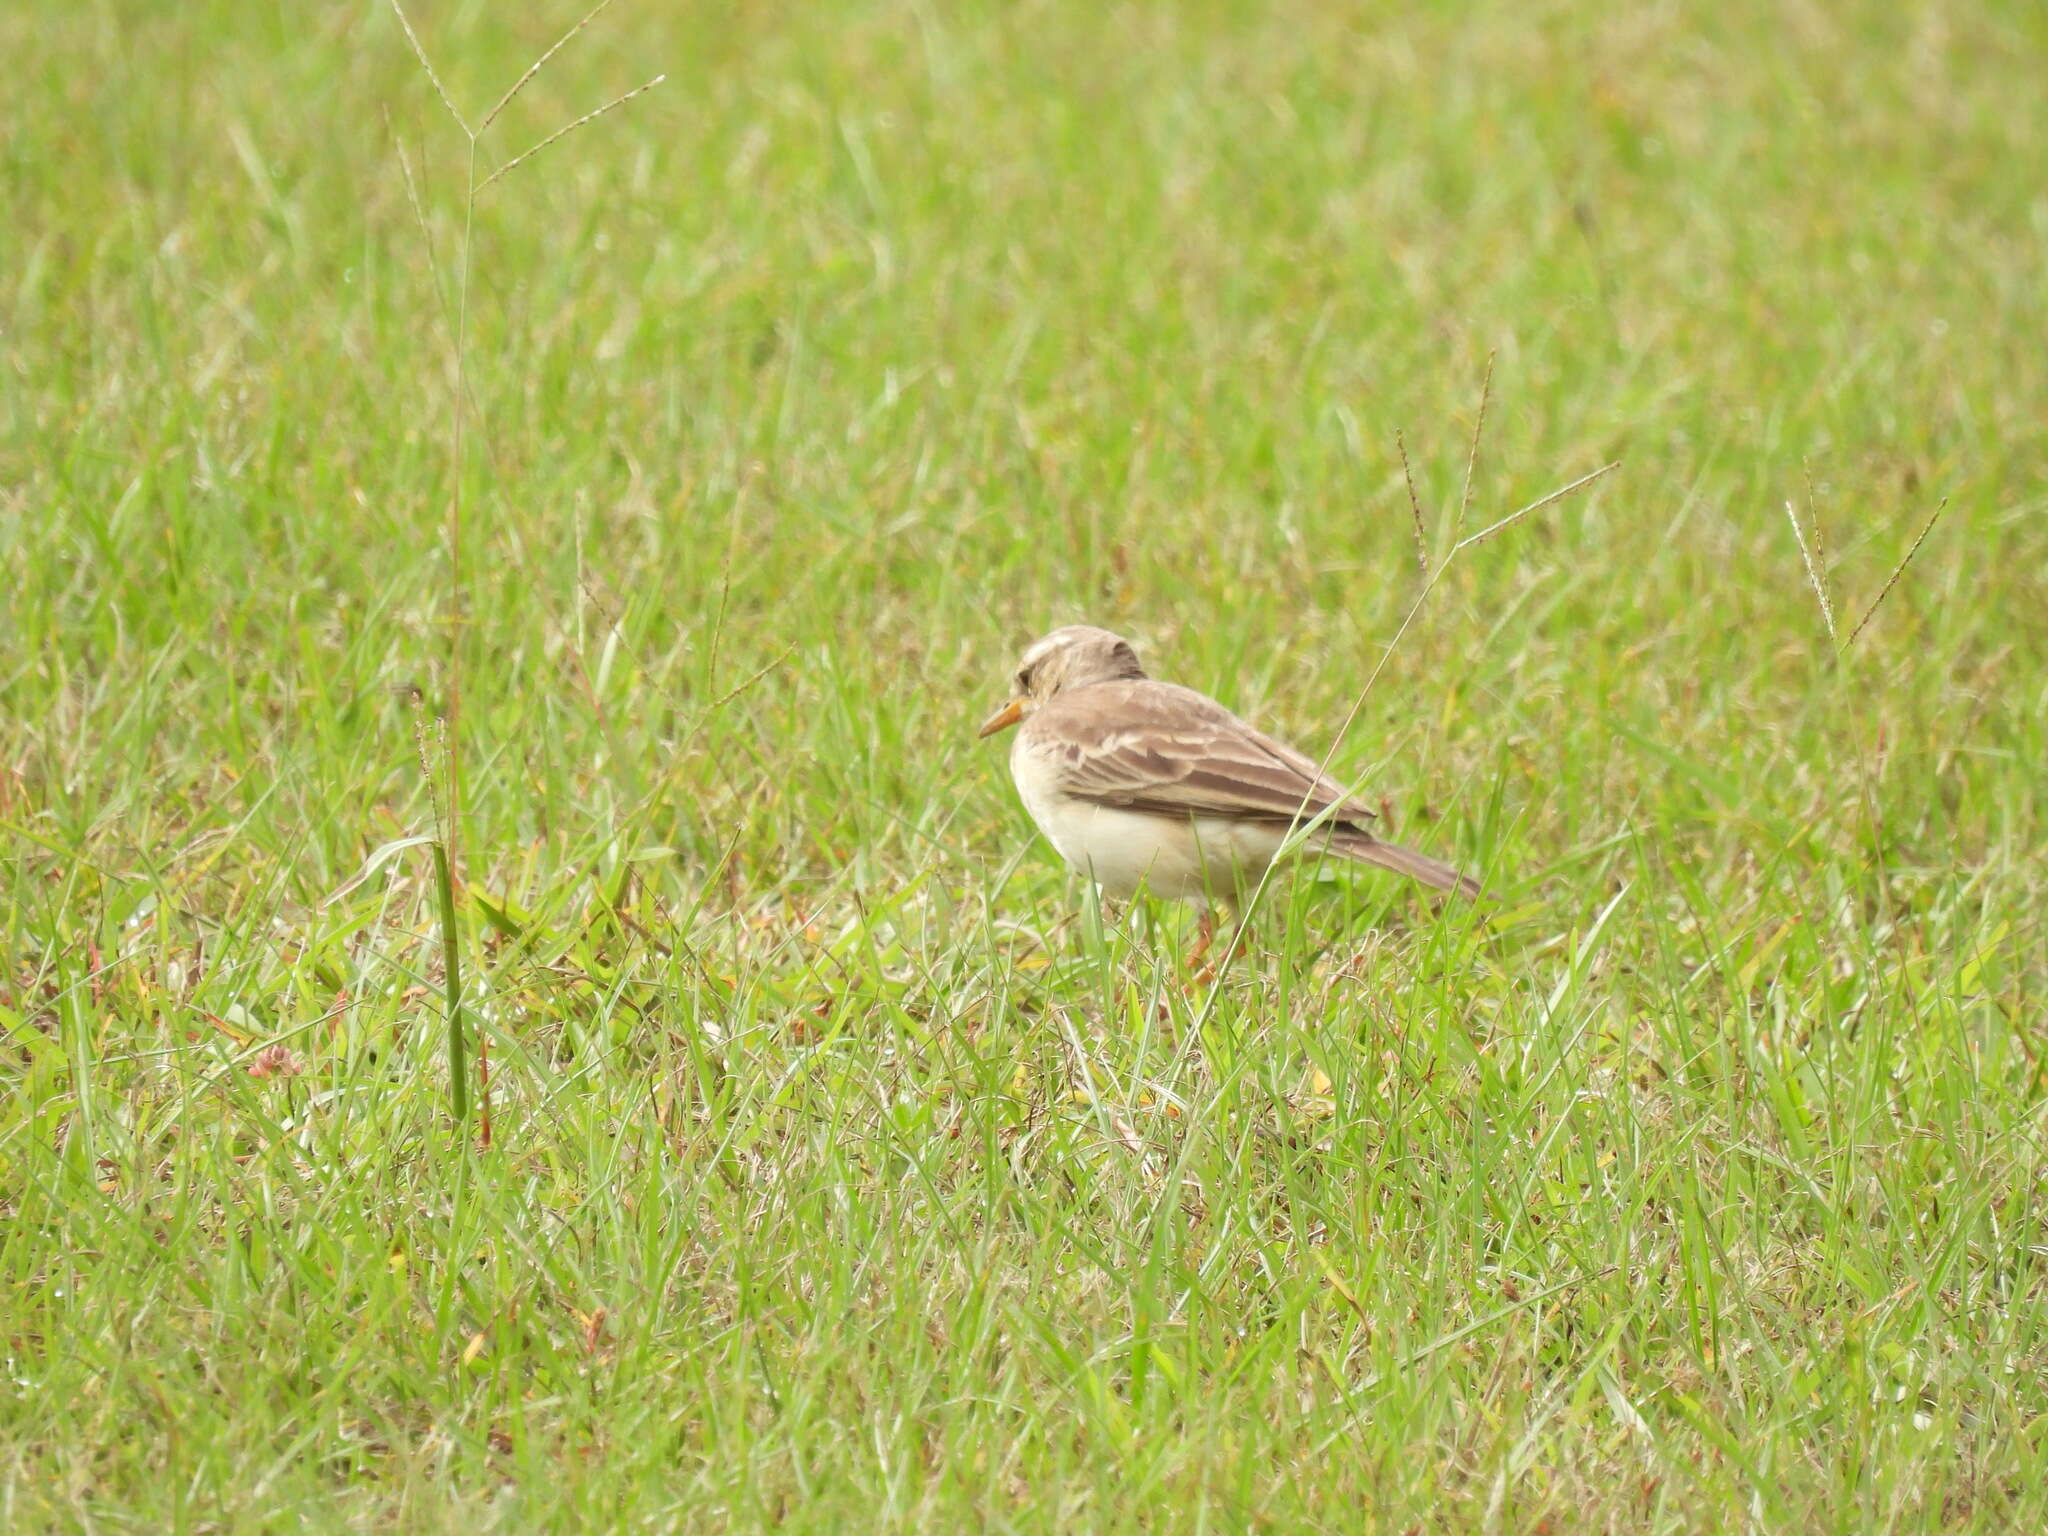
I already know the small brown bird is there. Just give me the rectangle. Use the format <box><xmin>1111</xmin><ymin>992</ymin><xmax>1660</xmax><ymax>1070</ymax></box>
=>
<box><xmin>979</xmin><ymin>626</ymin><xmax>1480</xmax><ymax>918</ymax></box>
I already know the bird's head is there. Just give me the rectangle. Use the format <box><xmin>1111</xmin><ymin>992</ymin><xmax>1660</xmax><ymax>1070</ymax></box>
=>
<box><xmin>977</xmin><ymin>625</ymin><xmax>1148</xmax><ymax>738</ymax></box>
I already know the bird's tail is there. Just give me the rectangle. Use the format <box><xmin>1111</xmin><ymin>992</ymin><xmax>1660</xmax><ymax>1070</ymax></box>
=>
<box><xmin>1330</xmin><ymin>831</ymin><xmax>1483</xmax><ymax>899</ymax></box>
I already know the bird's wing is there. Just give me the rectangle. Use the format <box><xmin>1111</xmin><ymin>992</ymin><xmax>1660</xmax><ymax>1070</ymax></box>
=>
<box><xmin>1032</xmin><ymin>682</ymin><xmax>1377</xmax><ymax>828</ymax></box>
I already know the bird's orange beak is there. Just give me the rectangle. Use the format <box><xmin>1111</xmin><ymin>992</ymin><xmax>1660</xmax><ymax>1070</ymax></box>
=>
<box><xmin>977</xmin><ymin>698</ymin><xmax>1025</xmax><ymax>738</ymax></box>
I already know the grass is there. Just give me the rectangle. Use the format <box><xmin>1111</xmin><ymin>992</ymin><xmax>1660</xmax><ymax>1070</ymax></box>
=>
<box><xmin>3</xmin><ymin>0</ymin><xmax>2046</xmax><ymax>1528</ymax></box>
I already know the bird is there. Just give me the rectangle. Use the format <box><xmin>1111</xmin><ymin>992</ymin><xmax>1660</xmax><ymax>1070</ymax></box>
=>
<box><xmin>977</xmin><ymin>626</ymin><xmax>1480</xmax><ymax>946</ymax></box>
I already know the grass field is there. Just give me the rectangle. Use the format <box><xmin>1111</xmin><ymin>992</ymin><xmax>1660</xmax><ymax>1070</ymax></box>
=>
<box><xmin>5</xmin><ymin>0</ymin><xmax>2048</xmax><ymax>1529</ymax></box>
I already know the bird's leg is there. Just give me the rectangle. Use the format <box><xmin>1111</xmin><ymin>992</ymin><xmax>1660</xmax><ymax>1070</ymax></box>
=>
<box><xmin>1187</xmin><ymin>901</ymin><xmax>1245</xmax><ymax>987</ymax></box>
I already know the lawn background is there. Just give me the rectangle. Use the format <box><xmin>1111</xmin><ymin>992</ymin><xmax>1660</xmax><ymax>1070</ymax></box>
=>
<box><xmin>3</xmin><ymin>0</ymin><xmax>2046</xmax><ymax>1529</ymax></box>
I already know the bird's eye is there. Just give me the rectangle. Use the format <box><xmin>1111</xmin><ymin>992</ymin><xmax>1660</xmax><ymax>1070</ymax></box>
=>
<box><xmin>1015</xmin><ymin>665</ymin><xmax>1035</xmax><ymax>694</ymax></box>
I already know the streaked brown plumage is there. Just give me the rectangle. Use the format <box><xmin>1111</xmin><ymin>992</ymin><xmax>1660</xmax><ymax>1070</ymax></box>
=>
<box><xmin>978</xmin><ymin>625</ymin><xmax>1480</xmax><ymax>902</ymax></box>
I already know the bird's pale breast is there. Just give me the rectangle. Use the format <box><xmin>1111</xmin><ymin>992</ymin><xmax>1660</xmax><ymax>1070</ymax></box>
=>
<box><xmin>1009</xmin><ymin>731</ymin><xmax>1283</xmax><ymax>899</ymax></box>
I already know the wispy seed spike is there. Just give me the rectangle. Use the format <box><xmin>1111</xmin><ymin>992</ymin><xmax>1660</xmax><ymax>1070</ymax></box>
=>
<box><xmin>479</xmin><ymin>74</ymin><xmax>667</xmax><ymax>191</ymax></box>
<box><xmin>1803</xmin><ymin>458</ymin><xmax>1834</xmax><ymax>616</ymax></box>
<box><xmin>481</xmin><ymin>0</ymin><xmax>619</xmax><ymax>133</ymax></box>
<box><xmin>1454</xmin><ymin>459</ymin><xmax>1621</xmax><ymax>553</ymax></box>
<box><xmin>1456</xmin><ymin>352</ymin><xmax>1495</xmax><ymax>540</ymax></box>
<box><xmin>1396</xmin><ymin>429</ymin><xmax>1430</xmax><ymax>582</ymax></box>
<box><xmin>388</xmin><ymin>0</ymin><xmax>472</xmax><ymax>138</ymax></box>
<box><xmin>1785</xmin><ymin>498</ymin><xmax>1838</xmax><ymax>645</ymax></box>
<box><xmin>387</xmin><ymin>116</ymin><xmax>458</xmax><ymax>353</ymax></box>
<box><xmin>1843</xmin><ymin>497</ymin><xmax>1949</xmax><ymax>651</ymax></box>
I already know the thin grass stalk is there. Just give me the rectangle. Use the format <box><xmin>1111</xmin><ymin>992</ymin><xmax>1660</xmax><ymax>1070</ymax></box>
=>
<box><xmin>388</xmin><ymin>0</ymin><xmax>661</xmax><ymax>1133</ymax></box>
<box><xmin>431</xmin><ymin>837</ymin><xmax>468</xmax><ymax>1125</ymax></box>
<box><xmin>1777</xmin><ymin>478</ymin><xmax>1948</xmax><ymax>935</ymax></box>
<box><xmin>437</xmin><ymin>137</ymin><xmax>476</xmax><ymax>1137</ymax></box>
<box><xmin>1838</xmin><ymin>492</ymin><xmax>1946</xmax><ymax>932</ymax></box>
<box><xmin>445</xmin><ymin>137</ymin><xmax>474</xmax><ymax>901</ymax></box>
